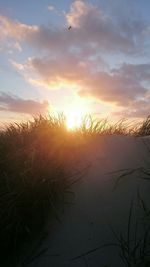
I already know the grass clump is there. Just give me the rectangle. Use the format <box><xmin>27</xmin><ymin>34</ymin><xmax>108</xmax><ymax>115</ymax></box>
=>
<box><xmin>135</xmin><ymin>116</ymin><xmax>150</xmax><ymax>137</ymax></box>
<box><xmin>1</xmin><ymin>113</ymin><xmax>150</xmax><ymax>266</ymax></box>
<box><xmin>77</xmin><ymin>114</ymin><xmax>150</xmax><ymax>137</ymax></box>
<box><xmin>0</xmin><ymin>114</ymin><xmax>82</xmax><ymax>266</ymax></box>
<box><xmin>76</xmin><ymin>116</ymin><xmax>133</xmax><ymax>137</ymax></box>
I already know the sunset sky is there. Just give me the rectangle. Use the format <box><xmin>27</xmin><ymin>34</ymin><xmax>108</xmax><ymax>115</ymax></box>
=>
<box><xmin>0</xmin><ymin>0</ymin><xmax>150</xmax><ymax>125</ymax></box>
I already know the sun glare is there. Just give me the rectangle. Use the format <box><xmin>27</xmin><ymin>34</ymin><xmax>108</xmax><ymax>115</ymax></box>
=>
<box><xmin>65</xmin><ymin>104</ymin><xmax>88</xmax><ymax>130</ymax></box>
<box><xmin>66</xmin><ymin>111</ymin><xmax>82</xmax><ymax>130</ymax></box>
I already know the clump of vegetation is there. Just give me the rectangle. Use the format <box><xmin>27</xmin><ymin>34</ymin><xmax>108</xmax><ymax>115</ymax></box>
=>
<box><xmin>77</xmin><ymin>115</ymin><xmax>150</xmax><ymax>138</ymax></box>
<box><xmin>0</xmin><ymin>114</ymin><xmax>84</xmax><ymax>266</ymax></box>
<box><xmin>1</xmin><ymin>113</ymin><xmax>150</xmax><ymax>266</ymax></box>
<box><xmin>76</xmin><ymin>116</ymin><xmax>133</xmax><ymax>136</ymax></box>
<box><xmin>135</xmin><ymin>115</ymin><xmax>150</xmax><ymax>137</ymax></box>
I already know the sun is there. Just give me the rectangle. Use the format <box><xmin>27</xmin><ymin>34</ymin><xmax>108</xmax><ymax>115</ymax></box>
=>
<box><xmin>66</xmin><ymin>110</ymin><xmax>83</xmax><ymax>130</ymax></box>
<box><xmin>65</xmin><ymin>104</ymin><xmax>88</xmax><ymax>130</ymax></box>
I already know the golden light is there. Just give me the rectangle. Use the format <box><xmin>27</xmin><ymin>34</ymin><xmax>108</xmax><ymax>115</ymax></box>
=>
<box><xmin>65</xmin><ymin>102</ymin><xmax>88</xmax><ymax>130</ymax></box>
<box><xmin>66</xmin><ymin>110</ymin><xmax>83</xmax><ymax>130</ymax></box>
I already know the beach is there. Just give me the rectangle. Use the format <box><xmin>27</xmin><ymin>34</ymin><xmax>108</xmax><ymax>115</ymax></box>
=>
<box><xmin>28</xmin><ymin>135</ymin><xmax>150</xmax><ymax>267</ymax></box>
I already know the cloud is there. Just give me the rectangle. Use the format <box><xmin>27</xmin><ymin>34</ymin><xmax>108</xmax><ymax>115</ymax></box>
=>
<box><xmin>78</xmin><ymin>75</ymin><xmax>149</xmax><ymax>107</ymax></box>
<box><xmin>64</xmin><ymin>0</ymin><xmax>145</xmax><ymax>54</ymax></box>
<box><xmin>66</xmin><ymin>0</ymin><xmax>90</xmax><ymax>28</ymax></box>
<box><xmin>112</xmin><ymin>63</ymin><xmax>150</xmax><ymax>82</ymax></box>
<box><xmin>0</xmin><ymin>15</ymin><xmax>38</xmax><ymax>40</ymax></box>
<box><xmin>0</xmin><ymin>15</ymin><xmax>38</xmax><ymax>52</ymax></box>
<box><xmin>47</xmin><ymin>5</ymin><xmax>55</xmax><ymax>11</ymax></box>
<box><xmin>130</xmin><ymin>99</ymin><xmax>150</xmax><ymax>118</ymax></box>
<box><xmin>113</xmin><ymin>98</ymin><xmax>150</xmax><ymax>118</ymax></box>
<box><xmin>78</xmin><ymin>63</ymin><xmax>150</xmax><ymax>106</ymax></box>
<box><xmin>109</xmin><ymin>63</ymin><xmax>150</xmax><ymax>118</ymax></box>
<box><xmin>78</xmin><ymin>73</ymin><xmax>147</xmax><ymax>106</ymax></box>
<box><xmin>14</xmin><ymin>54</ymin><xmax>149</xmax><ymax>108</ymax></box>
<box><xmin>1</xmin><ymin>1</ymin><xmax>150</xmax><ymax>119</ymax></box>
<box><xmin>0</xmin><ymin>92</ymin><xmax>49</xmax><ymax>115</ymax></box>
<box><xmin>0</xmin><ymin>0</ymin><xmax>147</xmax><ymax>55</ymax></box>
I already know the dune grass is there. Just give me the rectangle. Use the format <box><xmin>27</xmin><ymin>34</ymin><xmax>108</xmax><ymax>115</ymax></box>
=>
<box><xmin>0</xmin><ymin>114</ymin><xmax>85</xmax><ymax>266</ymax></box>
<box><xmin>135</xmin><ymin>116</ymin><xmax>150</xmax><ymax>137</ymax></box>
<box><xmin>0</xmin><ymin>114</ymin><xmax>150</xmax><ymax>266</ymax></box>
<box><xmin>73</xmin><ymin>115</ymin><xmax>134</xmax><ymax>136</ymax></box>
<box><xmin>67</xmin><ymin>114</ymin><xmax>150</xmax><ymax>137</ymax></box>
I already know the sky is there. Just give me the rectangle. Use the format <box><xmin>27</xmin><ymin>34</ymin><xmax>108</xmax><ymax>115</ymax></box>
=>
<box><xmin>0</xmin><ymin>0</ymin><xmax>150</xmax><ymax>126</ymax></box>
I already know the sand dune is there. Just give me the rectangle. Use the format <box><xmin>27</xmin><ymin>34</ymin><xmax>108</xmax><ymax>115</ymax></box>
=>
<box><xmin>29</xmin><ymin>135</ymin><xmax>150</xmax><ymax>267</ymax></box>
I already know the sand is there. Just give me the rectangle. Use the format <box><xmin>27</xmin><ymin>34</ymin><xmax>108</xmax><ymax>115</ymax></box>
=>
<box><xmin>28</xmin><ymin>135</ymin><xmax>150</xmax><ymax>267</ymax></box>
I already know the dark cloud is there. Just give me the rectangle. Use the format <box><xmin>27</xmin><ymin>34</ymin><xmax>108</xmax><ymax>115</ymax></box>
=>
<box><xmin>0</xmin><ymin>93</ymin><xmax>49</xmax><ymax>114</ymax></box>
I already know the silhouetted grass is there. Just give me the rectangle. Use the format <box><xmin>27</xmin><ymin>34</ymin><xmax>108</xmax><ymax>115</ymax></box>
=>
<box><xmin>135</xmin><ymin>116</ymin><xmax>150</xmax><ymax>137</ymax></box>
<box><xmin>77</xmin><ymin>114</ymin><xmax>150</xmax><ymax>137</ymax></box>
<box><xmin>76</xmin><ymin>116</ymin><xmax>132</xmax><ymax>136</ymax></box>
<box><xmin>1</xmin><ymin>114</ymin><xmax>150</xmax><ymax>266</ymax></box>
<box><xmin>75</xmin><ymin>115</ymin><xmax>150</xmax><ymax>137</ymax></box>
<box><xmin>0</xmin><ymin>114</ymin><xmax>85</xmax><ymax>266</ymax></box>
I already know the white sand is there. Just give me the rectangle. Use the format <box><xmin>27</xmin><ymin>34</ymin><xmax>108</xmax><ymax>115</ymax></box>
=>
<box><xmin>28</xmin><ymin>135</ymin><xmax>150</xmax><ymax>267</ymax></box>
